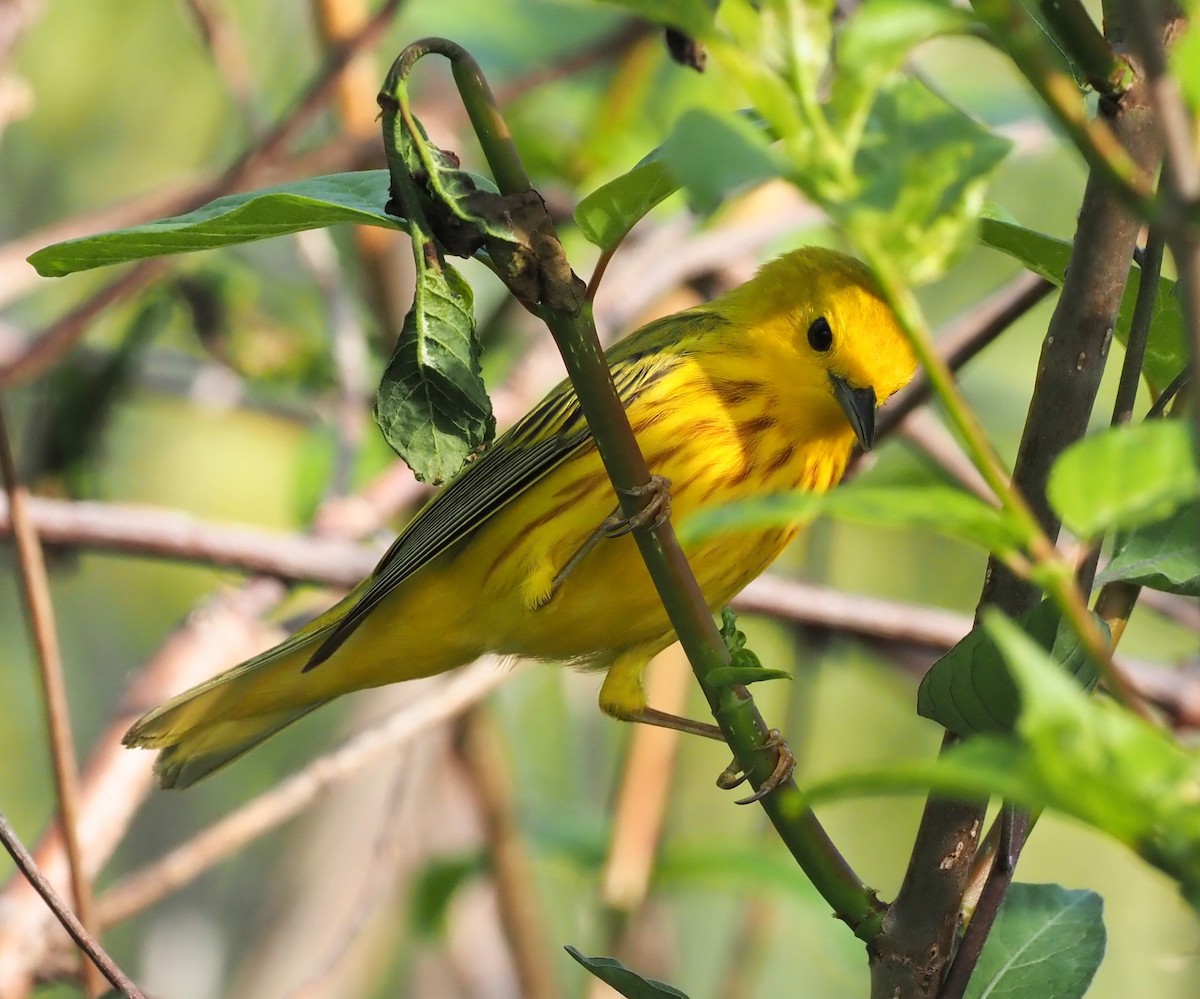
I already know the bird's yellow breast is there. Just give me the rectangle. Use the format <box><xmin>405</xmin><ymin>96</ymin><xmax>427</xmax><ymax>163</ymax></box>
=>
<box><xmin>447</xmin><ymin>349</ymin><xmax>856</xmax><ymax>664</ymax></box>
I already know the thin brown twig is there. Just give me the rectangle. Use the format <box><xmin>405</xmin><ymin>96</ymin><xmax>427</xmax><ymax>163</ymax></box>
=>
<box><xmin>0</xmin><ymin>813</ymin><xmax>145</xmax><ymax>999</ymax></box>
<box><xmin>0</xmin><ymin>398</ymin><xmax>102</xmax><ymax>997</ymax></box>
<box><xmin>1</xmin><ymin>260</ymin><xmax>168</xmax><ymax>388</ymax></box>
<box><xmin>953</xmin><ymin>249</ymin><xmax>1174</xmax><ymax>985</ymax></box>
<box><xmin>1</xmin><ymin>0</ymin><xmax>406</xmax><ymax>390</ymax></box>
<box><xmin>0</xmin><ymin>577</ymin><xmax>287</xmax><ymax>998</ymax></box>
<box><xmin>96</xmin><ymin>659</ymin><xmax>509</xmax><ymax>928</ymax></box>
<box><xmin>896</xmin><ymin>410</ymin><xmax>997</xmax><ymax>505</ymax></box>
<box><xmin>279</xmin><ymin>752</ymin><xmax>417</xmax><ymax>999</ymax></box>
<box><xmin>460</xmin><ymin>706</ymin><xmax>558</xmax><ymax>999</ymax></box>
<box><xmin>181</xmin><ymin>0</ymin><xmax>258</xmax><ymax>129</ymax></box>
<box><xmin>895</xmin><ymin>14</ymin><xmax>1164</xmax><ymax>994</ymax></box>
<box><xmin>1116</xmin><ymin>0</ymin><xmax>1200</xmax><ymax>469</ymax></box>
<box><xmin>0</xmin><ymin>17</ymin><xmax>647</xmax><ymax>313</ymax></box>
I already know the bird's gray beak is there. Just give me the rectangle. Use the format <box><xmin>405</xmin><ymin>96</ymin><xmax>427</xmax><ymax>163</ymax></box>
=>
<box><xmin>831</xmin><ymin>374</ymin><xmax>877</xmax><ymax>451</ymax></box>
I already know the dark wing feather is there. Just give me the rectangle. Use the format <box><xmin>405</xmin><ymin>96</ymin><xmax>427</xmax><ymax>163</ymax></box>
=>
<box><xmin>302</xmin><ymin>311</ymin><xmax>711</xmax><ymax>671</ymax></box>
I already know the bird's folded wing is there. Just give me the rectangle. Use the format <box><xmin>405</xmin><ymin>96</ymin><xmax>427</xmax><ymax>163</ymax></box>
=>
<box><xmin>302</xmin><ymin>312</ymin><xmax>704</xmax><ymax>670</ymax></box>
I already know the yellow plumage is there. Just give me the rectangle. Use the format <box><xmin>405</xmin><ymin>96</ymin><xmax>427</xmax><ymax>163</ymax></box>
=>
<box><xmin>124</xmin><ymin>247</ymin><xmax>917</xmax><ymax>788</ymax></box>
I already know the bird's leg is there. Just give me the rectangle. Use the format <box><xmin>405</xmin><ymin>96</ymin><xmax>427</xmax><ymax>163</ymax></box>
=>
<box><xmin>621</xmin><ymin>707</ymin><xmax>797</xmax><ymax>805</ymax></box>
<box><xmin>628</xmin><ymin>705</ymin><xmax>724</xmax><ymax>740</ymax></box>
<box><xmin>715</xmin><ymin>730</ymin><xmax>796</xmax><ymax>804</ymax></box>
<box><xmin>600</xmin><ymin>647</ymin><xmax>794</xmax><ymax>803</ymax></box>
<box><xmin>548</xmin><ymin>475</ymin><xmax>672</xmax><ymax>598</ymax></box>
<box><xmin>601</xmin><ymin>474</ymin><xmax>672</xmax><ymax>538</ymax></box>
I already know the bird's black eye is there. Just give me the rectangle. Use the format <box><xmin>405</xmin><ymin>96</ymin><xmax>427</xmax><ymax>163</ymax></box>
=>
<box><xmin>807</xmin><ymin>316</ymin><xmax>833</xmax><ymax>353</ymax></box>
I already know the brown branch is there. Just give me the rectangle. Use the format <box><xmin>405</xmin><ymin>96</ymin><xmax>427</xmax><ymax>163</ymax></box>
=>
<box><xmin>0</xmin><ymin>494</ymin><xmax>381</xmax><ymax>585</ymax></box>
<box><xmin>732</xmin><ymin>576</ymin><xmax>970</xmax><ymax>650</ymax></box>
<box><xmin>0</xmin><ymin>399</ymin><xmax>101</xmax><ymax>996</ymax></box>
<box><xmin>1116</xmin><ymin>1</ymin><xmax>1200</xmax><ymax>467</ymax></box>
<box><xmin>0</xmin><ymin>813</ymin><xmax>144</xmax><ymax>999</ymax></box>
<box><xmin>0</xmin><ymin>17</ymin><xmax>647</xmax><ymax>315</ymax></box>
<box><xmin>875</xmin><ymin>25</ymin><xmax>1164</xmax><ymax>995</ymax></box>
<box><xmin>9</xmin><ymin>487</ymin><xmax>1195</xmax><ymax>644</ymax></box>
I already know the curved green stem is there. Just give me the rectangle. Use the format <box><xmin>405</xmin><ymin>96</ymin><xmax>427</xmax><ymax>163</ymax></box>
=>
<box><xmin>866</xmin><ymin>260</ymin><xmax>1147</xmax><ymax>718</ymax></box>
<box><xmin>382</xmin><ymin>38</ymin><xmax>884</xmax><ymax>937</ymax></box>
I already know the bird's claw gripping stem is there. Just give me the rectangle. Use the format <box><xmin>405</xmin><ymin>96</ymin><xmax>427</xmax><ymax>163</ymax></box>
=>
<box><xmin>549</xmin><ymin>476</ymin><xmax>672</xmax><ymax>599</ymax></box>
<box><xmin>715</xmin><ymin>729</ymin><xmax>796</xmax><ymax>805</ymax></box>
<box><xmin>603</xmin><ymin>474</ymin><xmax>672</xmax><ymax>537</ymax></box>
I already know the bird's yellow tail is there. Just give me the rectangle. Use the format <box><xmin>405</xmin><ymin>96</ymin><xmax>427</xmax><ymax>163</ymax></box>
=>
<box><xmin>124</xmin><ymin>605</ymin><xmax>349</xmax><ymax>789</ymax></box>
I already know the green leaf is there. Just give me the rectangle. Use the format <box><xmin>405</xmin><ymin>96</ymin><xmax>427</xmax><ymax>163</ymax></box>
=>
<box><xmin>838</xmin><ymin>0</ymin><xmax>976</xmax><ymax>73</ymax></box>
<box><xmin>393</xmin><ymin>110</ymin><xmax>510</xmax><ymax>257</ymax></box>
<box><xmin>680</xmin><ymin>484</ymin><xmax>1026</xmax><ymax>559</ymax></box>
<box><xmin>979</xmin><ymin>212</ymin><xmax>1188</xmax><ymax>393</ymax></box>
<box><xmin>974</xmin><ymin>612</ymin><xmax>1200</xmax><ymax>906</ymax></box>
<box><xmin>408</xmin><ymin>853</ymin><xmax>487</xmax><ymax>938</ymax></box>
<box><xmin>29</xmin><ymin>172</ymin><xmax>403</xmax><ymax>277</ymax></box>
<box><xmin>918</xmin><ymin>601</ymin><xmax>1103</xmax><ymax>737</ymax></box>
<box><xmin>575</xmin><ymin>154</ymin><xmax>680</xmax><ymax>253</ymax></box>
<box><xmin>705</xmin><ymin>666</ymin><xmax>791</xmax><ymax>687</ymax></box>
<box><xmin>831</xmin><ymin>0</ymin><xmax>978</xmax><ymax>142</ymax></box>
<box><xmin>575</xmin><ymin>110</ymin><xmax>771</xmax><ymax>252</ymax></box>
<box><xmin>839</xmin><ymin>76</ymin><xmax>1013</xmax><ymax>283</ymax></box>
<box><xmin>374</xmin><ymin>242</ymin><xmax>494</xmax><ymax>484</ymax></box>
<box><xmin>1048</xmin><ymin>420</ymin><xmax>1198</xmax><ymax>538</ymax></box>
<box><xmin>1096</xmin><ymin>502</ymin><xmax>1200</xmax><ymax>595</ymax></box>
<box><xmin>658</xmin><ymin>108</ymin><xmax>782</xmax><ymax>215</ymax></box>
<box><xmin>809</xmin><ymin>611</ymin><xmax>1200</xmax><ymax>908</ymax></box>
<box><xmin>590</xmin><ymin>0</ymin><xmax>717</xmax><ymax>35</ymax></box>
<box><xmin>565</xmin><ymin>947</ymin><xmax>690</xmax><ymax>999</ymax></box>
<box><xmin>964</xmin><ymin>884</ymin><xmax>1106</xmax><ymax>999</ymax></box>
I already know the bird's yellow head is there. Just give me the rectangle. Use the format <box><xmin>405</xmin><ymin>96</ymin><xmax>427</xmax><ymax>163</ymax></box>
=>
<box><xmin>722</xmin><ymin>247</ymin><xmax>918</xmax><ymax>450</ymax></box>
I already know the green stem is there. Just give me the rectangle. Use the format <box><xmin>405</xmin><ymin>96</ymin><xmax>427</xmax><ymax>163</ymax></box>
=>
<box><xmin>869</xmin><ymin>259</ymin><xmax>1149</xmax><ymax>718</ymax></box>
<box><xmin>970</xmin><ymin>0</ymin><xmax>1155</xmax><ymax>214</ymax></box>
<box><xmin>1036</xmin><ymin>0</ymin><xmax>1135</xmax><ymax>95</ymax></box>
<box><xmin>382</xmin><ymin>38</ymin><xmax>884</xmax><ymax>937</ymax></box>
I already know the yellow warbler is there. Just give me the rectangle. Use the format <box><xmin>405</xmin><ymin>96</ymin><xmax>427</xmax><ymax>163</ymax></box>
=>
<box><xmin>125</xmin><ymin>247</ymin><xmax>917</xmax><ymax>788</ymax></box>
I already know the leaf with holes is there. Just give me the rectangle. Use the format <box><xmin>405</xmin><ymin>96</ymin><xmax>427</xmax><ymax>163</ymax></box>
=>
<box><xmin>374</xmin><ymin>236</ymin><xmax>493</xmax><ymax>484</ymax></box>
